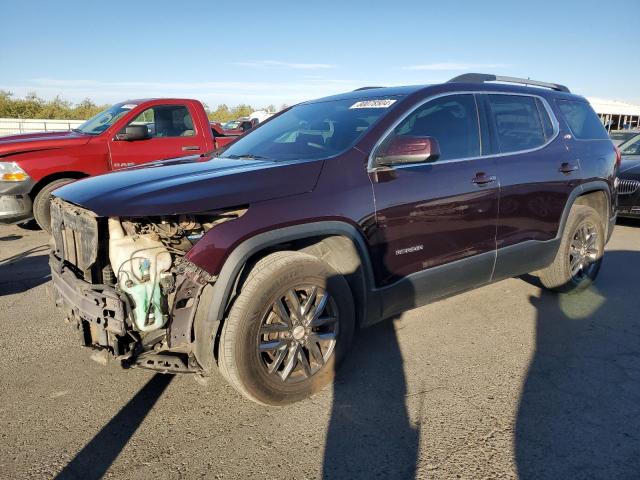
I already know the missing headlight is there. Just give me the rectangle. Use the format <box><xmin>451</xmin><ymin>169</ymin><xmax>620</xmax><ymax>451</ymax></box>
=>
<box><xmin>120</xmin><ymin>208</ymin><xmax>247</xmax><ymax>252</ymax></box>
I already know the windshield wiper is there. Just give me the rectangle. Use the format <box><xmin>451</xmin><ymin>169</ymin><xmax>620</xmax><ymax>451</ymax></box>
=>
<box><xmin>71</xmin><ymin>128</ymin><xmax>85</xmax><ymax>134</ymax></box>
<box><xmin>223</xmin><ymin>154</ymin><xmax>269</xmax><ymax>160</ymax></box>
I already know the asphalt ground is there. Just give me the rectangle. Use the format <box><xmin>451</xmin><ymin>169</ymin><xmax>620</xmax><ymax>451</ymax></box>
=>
<box><xmin>0</xmin><ymin>219</ymin><xmax>639</xmax><ymax>479</ymax></box>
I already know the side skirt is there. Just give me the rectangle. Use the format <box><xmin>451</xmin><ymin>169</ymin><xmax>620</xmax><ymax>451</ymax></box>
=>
<box><xmin>370</xmin><ymin>250</ymin><xmax>495</xmax><ymax>324</ymax></box>
<box><xmin>368</xmin><ymin>237</ymin><xmax>560</xmax><ymax>327</ymax></box>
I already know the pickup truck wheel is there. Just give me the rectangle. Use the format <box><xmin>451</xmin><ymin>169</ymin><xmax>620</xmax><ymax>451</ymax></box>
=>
<box><xmin>218</xmin><ymin>251</ymin><xmax>355</xmax><ymax>406</ymax></box>
<box><xmin>33</xmin><ymin>178</ymin><xmax>74</xmax><ymax>233</ymax></box>
<box><xmin>539</xmin><ymin>205</ymin><xmax>605</xmax><ymax>293</ymax></box>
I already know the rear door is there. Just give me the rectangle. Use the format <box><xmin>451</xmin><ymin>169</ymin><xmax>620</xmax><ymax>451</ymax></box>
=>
<box><xmin>368</xmin><ymin>93</ymin><xmax>500</xmax><ymax>315</ymax></box>
<box><xmin>480</xmin><ymin>93</ymin><xmax>577</xmax><ymax>279</ymax></box>
<box><xmin>108</xmin><ymin>103</ymin><xmax>206</xmax><ymax>169</ymax></box>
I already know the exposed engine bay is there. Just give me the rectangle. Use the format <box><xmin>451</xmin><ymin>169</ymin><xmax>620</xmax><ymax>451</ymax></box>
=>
<box><xmin>49</xmin><ymin>197</ymin><xmax>245</xmax><ymax>373</ymax></box>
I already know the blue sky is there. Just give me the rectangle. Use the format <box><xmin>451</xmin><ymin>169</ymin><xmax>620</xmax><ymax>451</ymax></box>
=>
<box><xmin>1</xmin><ymin>0</ymin><xmax>638</xmax><ymax>108</ymax></box>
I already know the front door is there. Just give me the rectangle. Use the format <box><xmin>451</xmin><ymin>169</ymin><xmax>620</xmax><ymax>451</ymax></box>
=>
<box><xmin>368</xmin><ymin>94</ymin><xmax>499</xmax><ymax>316</ymax></box>
<box><xmin>108</xmin><ymin>104</ymin><xmax>202</xmax><ymax>169</ymax></box>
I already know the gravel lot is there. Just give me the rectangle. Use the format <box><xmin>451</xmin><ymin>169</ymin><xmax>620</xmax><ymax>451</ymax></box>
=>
<box><xmin>1</xmin><ymin>220</ymin><xmax>639</xmax><ymax>479</ymax></box>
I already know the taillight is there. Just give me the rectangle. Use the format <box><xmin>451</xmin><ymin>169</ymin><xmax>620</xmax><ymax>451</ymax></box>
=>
<box><xmin>615</xmin><ymin>145</ymin><xmax>621</xmax><ymax>168</ymax></box>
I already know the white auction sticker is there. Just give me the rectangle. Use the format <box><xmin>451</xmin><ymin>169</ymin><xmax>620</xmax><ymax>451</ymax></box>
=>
<box><xmin>349</xmin><ymin>99</ymin><xmax>397</xmax><ymax>109</ymax></box>
<box><xmin>121</xmin><ymin>104</ymin><xmax>138</xmax><ymax>109</ymax></box>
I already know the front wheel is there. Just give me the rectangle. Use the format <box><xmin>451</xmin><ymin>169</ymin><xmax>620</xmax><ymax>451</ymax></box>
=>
<box><xmin>538</xmin><ymin>205</ymin><xmax>605</xmax><ymax>293</ymax></box>
<box><xmin>33</xmin><ymin>178</ymin><xmax>74</xmax><ymax>233</ymax></box>
<box><xmin>218</xmin><ymin>251</ymin><xmax>355</xmax><ymax>406</ymax></box>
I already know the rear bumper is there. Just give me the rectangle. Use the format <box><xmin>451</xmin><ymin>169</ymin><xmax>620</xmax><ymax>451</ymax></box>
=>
<box><xmin>617</xmin><ymin>197</ymin><xmax>640</xmax><ymax>218</ymax></box>
<box><xmin>618</xmin><ymin>209</ymin><xmax>640</xmax><ymax>218</ymax></box>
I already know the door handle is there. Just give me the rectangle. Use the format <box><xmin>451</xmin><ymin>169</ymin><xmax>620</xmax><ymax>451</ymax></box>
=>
<box><xmin>472</xmin><ymin>173</ymin><xmax>497</xmax><ymax>186</ymax></box>
<box><xmin>182</xmin><ymin>145</ymin><xmax>201</xmax><ymax>151</ymax></box>
<box><xmin>559</xmin><ymin>162</ymin><xmax>578</xmax><ymax>174</ymax></box>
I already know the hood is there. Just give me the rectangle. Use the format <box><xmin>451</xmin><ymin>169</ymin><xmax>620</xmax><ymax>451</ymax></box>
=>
<box><xmin>619</xmin><ymin>155</ymin><xmax>640</xmax><ymax>178</ymax></box>
<box><xmin>53</xmin><ymin>155</ymin><xmax>324</xmax><ymax>217</ymax></box>
<box><xmin>0</xmin><ymin>130</ymin><xmax>91</xmax><ymax>157</ymax></box>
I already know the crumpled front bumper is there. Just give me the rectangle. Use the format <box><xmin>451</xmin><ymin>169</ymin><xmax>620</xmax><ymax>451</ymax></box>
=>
<box><xmin>50</xmin><ymin>253</ymin><xmax>130</xmax><ymax>353</ymax></box>
<box><xmin>0</xmin><ymin>178</ymin><xmax>35</xmax><ymax>223</ymax></box>
<box><xmin>50</xmin><ymin>252</ymin><xmax>208</xmax><ymax>374</ymax></box>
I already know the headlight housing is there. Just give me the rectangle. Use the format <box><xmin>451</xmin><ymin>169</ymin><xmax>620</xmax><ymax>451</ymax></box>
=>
<box><xmin>0</xmin><ymin>162</ymin><xmax>30</xmax><ymax>182</ymax></box>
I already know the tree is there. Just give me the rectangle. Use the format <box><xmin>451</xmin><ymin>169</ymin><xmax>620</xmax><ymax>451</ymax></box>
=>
<box><xmin>0</xmin><ymin>92</ymin><xmax>264</xmax><ymax>122</ymax></box>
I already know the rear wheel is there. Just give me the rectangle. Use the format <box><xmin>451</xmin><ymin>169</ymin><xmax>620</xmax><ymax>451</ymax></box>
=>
<box><xmin>218</xmin><ymin>251</ymin><xmax>355</xmax><ymax>406</ymax></box>
<box><xmin>539</xmin><ymin>205</ymin><xmax>605</xmax><ymax>293</ymax></box>
<box><xmin>33</xmin><ymin>178</ymin><xmax>74</xmax><ymax>233</ymax></box>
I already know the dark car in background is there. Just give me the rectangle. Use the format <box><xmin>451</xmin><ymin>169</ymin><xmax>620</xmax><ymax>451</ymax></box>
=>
<box><xmin>48</xmin><ymin>73</ymin><xmax>618</xmax><ymax>406</ymax></box>
<box><xmin>617</xmin><ymin>133</ymin><xmax>640</xmax><ymax>218</ymax></box>
<box><xmin>610</xmin><ymin>129</ymin><xmax>640</xmax><ymax>146</ymax></box>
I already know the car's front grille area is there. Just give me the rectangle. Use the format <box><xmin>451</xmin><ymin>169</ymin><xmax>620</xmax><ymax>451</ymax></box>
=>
<box><xmin>618</xmin><ymin>179</ymin><xmax>640</xmax><ymax>195</ymax></box>
<box><xmin>50</xmin><ymin>198</ymin><xmax>99</xmax><ymax>274</ymax></box>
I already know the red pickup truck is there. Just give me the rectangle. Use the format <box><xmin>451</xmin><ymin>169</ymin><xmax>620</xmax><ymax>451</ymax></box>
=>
<box><xmin>0</xmin><ymin>98</ymin><xmax>239</xmax><ymax>231</ymax></box>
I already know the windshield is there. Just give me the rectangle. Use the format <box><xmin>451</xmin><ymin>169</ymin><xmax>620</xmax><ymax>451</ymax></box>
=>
<box><xmin>223</xmin><ymin>121</ymin><xmax>241</xmax><ymax>130</ymax></box>
<box><xmin>76</xmin><ymin>103</ymin><xmax>137</xmax><ymax>135</ymax></box>
<box><xmin>219</xmin><ymin>97</ymin><xmax>402</xmax><ymax>161</ymax></box>
<box><xmin>610</xmin><ymin>131</ymin><xmax>637</xmax><ymax>141</ymax></box>
<box><xmin>620</xmin><ymin>133</ymin><xmax>640</xmax><ymax>156</ymax></box>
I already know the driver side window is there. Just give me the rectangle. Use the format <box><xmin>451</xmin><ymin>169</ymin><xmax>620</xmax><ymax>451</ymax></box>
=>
<box><xmin>129</xmin><ymin>105</ymin><xmax>195</xmax><ymax>138</ymax></box>
<box><xmin>392</xmin><ymin>94</ymin><xmax>480</xmax><ymax>161</ymax></box>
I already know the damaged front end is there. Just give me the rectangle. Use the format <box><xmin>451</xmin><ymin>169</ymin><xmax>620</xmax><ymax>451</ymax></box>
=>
<box><xmin>49</xmin><ymin>197</ymin><xmax>244</xmax><ymax>374</ymax></box>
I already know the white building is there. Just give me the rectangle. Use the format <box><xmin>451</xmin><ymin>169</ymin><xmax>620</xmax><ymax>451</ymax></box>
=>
<box><xmin>587</xmin><ymin>97</ymin><xmax>640</xmax><ymax>131</ymax></box>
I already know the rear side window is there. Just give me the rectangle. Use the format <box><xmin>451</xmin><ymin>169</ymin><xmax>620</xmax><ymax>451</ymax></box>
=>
<box><xmin>486</xmin><ymin>95</ymin><xmax>548</xmax><ymax>153</ymax></box>
<box><xmin>392</xmin><ymin>94</ymin><xmax>480</xmax><ymax>161</ymax></box>
<box><xmin>556</xmin><ymin>100</ymin><xmax>609</xmax><ymax>140</ymax></box>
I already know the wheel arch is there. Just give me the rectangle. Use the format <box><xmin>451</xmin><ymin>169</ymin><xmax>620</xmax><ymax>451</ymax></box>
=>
<box><xmin>193</xmin><ymin>221</ymin><xmax>378</xmax><ymax>372</ymax></box>
<box><xmin>29</xmin><ymin>171</ymin><xmax>89</xmax><ymax>200</ymax></box>
<box><xmin>557</xmin><ymin>181</ymin><xmax>612</xmax><ymax>241</ymax></box>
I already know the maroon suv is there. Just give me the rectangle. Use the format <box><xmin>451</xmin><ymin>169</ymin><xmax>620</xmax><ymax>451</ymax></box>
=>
<box><xmin>49</xmin><ymin>74</ymin><xmax>619</xmax><ymax>405</ymax></box>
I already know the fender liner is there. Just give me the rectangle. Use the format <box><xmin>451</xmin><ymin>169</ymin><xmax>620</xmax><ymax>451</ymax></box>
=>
<box><xmin>193</xmin><ymin>221</ymin><xmax>377</xmax><ymax>372</ymax></box>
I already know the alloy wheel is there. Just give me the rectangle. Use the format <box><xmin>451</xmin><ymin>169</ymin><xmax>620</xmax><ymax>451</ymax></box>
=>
<box><xmin>569</xmin><ymin>222</ymin><xmax>599</xmax><ymax>281</ymax></box>
<box><xmin>257</xmin><ymin>285</ymin><xmax>338</xmax><ymax>383</ymax></box>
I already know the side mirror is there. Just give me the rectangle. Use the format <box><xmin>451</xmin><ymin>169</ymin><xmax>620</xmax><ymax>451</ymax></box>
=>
<box><xmin>116</xmin><ymin>125</ymin><xmax>151</xmax><ymax>141</ymax></box>
<box><xmin>377</xmin><ymin>136</ymin><xmax>440</xmax><ymax>166</ymax></box>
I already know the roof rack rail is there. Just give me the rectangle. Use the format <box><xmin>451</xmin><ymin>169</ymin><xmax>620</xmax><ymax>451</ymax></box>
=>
<box><xmin>353</xmin><ymin>86</ymin><xmax>383</xmax><ymax>91</ymax></box>
<box><xmin>447</xmin><ymin>73</ymin><xmax>570</xmax><ymax>93</ymax></box>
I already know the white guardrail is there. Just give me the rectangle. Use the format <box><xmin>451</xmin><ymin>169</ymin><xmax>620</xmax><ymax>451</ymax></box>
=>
<box><xmin>0</xmin><ymin>118</ymin><xmax>84</xmax><ymax>136</ymax></box>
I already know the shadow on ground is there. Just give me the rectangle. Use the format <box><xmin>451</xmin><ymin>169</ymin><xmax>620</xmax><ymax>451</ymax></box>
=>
<box><xmin>56</xmin><ymin>374</ymin><xmax>174</xmax><ymax>480</ymax></box>
<box><xmin>322</xmin><ymin>316</ymin><xmax>420</xmax><ymax>479</ymax></box>
<box><xmin>0</xmin><ymin>234</ymin><xmax>22</xmax><ymax>241</ymax></box>
<box><xmin>516</xmin><ymin>250</ymin><xmax>640</xmax><ymax>479</ymax></box>
<box><xmin>0</xmin><ymin>244</ymin><xmax>51</xmax><ymax>296</ymax></box>
<box><xmin>321</xmin><ymin>247</ymin><xmax>640</xmax><ymax>479</ymax></box>
<box><xmin>16</xmin><ymin>219</ymin><xmax>41</xmax><ymax>231</ymax></box>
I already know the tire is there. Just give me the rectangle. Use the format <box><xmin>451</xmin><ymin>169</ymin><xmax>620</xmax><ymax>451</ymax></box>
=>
<box><xmin>218</xmin><ymin>251</ymin><xmax>355</xmax><ymax>406</ymax></box>
<box><xmin>32</xmin><ymin>178</ymin><xmax>74</xmax><ymax>233</ymax></box>
<box><xmin>539</xmin><ymin>205</ymin><xmax>605</xmax><ymax>293</ymax></box>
